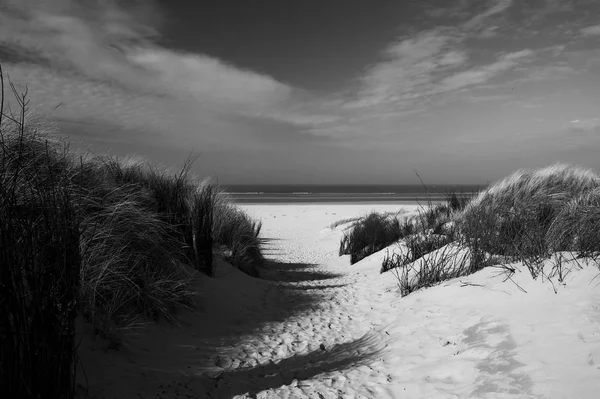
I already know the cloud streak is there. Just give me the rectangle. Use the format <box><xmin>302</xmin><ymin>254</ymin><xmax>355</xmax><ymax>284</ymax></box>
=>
<box><xmin>581</xmin><ymin>25</ymin><xmax>600</xmax><ymax>37</ymax></box>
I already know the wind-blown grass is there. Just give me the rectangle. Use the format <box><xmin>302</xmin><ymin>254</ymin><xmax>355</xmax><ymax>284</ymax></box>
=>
<box><xmin>339</xmin><ymin>212</ymin><xmax>403</xmax><ymax>264</ymax></box>
<box><xmin>386</xmin><ymin>243</ymin><xmax>477</xmax><ymax>296</ymax></box>
<box><xmin>546</xmin><ymin>187</ymin><xmax>600</xmax><ymax>258</ymax></box>
<box><xmin>0</xmin><ymin>75</ymin><xmax>81</xmax><ymax>398</ymax></box>
<box><xmin>458</xmin><ymin>164</ymin><xmax>600</xmax><ymax>267</ymax></box>
<box><xmin>378</xmin><ymin>164</ymin><xmax>600</xmax><ymax>296</ymax></box>
<box><xmin>79</xmin><ymin>196</ymin><xmax>196</xmax><ymax>338</ymax></box>
<box><xmin>0</xmin><ymin>65</ymin><xmax>264</xmax><ymax>396</ymax></box>
<box><xmin>341</xmin><ymin>192</ymin><xmax>472</xmax><ymax>267</ymax></box>
<box><xmin>211</xmin><ymin>187</ymin><xmax>263</xmax><ymax>276</ymax></box>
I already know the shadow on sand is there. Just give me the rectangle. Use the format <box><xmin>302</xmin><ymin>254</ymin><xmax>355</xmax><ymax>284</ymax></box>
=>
<box><xmin>149</xmin><ymin>331</ymin><xmax>387</xmax><ymax>399</ymax></box>
<box><xmin>259</xmin><ymin>259</ymin><xmax>344</xmax><ymax>283</ymax></box>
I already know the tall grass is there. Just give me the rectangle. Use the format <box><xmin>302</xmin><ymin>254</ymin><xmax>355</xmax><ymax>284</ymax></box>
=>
<box><xmin>79</xmin><ymin>196</ymin><xmax>196</xmax><ymax>337</ymax></box>
<box><xmin>191</xmin><ymin>180</ymin><xmax>216</xmax><ymax>276</ymax></box>
<box><xmin>0</xmin><ymin>64</ymin><xmax>265</xmax><ymax>396</ymax></box>
<box><xmin>211</xmin><ymin>187</ymin><xmax>263</xmax><ymax>276</ymax></box>
<box><xmin>0</xmin><ymin>72</ymin><xmax>80</xmax><ymax>398</ymax></box>
<box><xmin>458</xmin><ymin>164</ymin><xmax>600</xmax><ymax>275</ymax></box>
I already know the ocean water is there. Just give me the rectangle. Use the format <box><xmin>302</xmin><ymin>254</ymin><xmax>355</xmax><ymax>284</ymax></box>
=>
<box><xmin>223</xmin><ymin>184</ymin><xmax>485</xmax><ymax>204</ymax></box>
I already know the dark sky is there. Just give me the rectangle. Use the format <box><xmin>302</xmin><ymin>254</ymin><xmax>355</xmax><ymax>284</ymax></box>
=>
<box><xmin>156</xmin><ymin>0</ymin><xmax>419</xmax><ymax>92</ymax></box>
<box><xmin>1</xmin><ymin>0</ymin><xmax>600</xmax><ymax>184</ymax></box>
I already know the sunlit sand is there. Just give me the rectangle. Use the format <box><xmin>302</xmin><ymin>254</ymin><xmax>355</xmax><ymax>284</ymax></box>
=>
<box><xmin>77</xmin><ymin>203</ymin><xmax>600</xmax><ymax>398</ymax></box>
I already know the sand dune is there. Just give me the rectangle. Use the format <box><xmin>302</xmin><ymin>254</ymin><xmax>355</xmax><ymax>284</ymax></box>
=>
<box><xmin>78</xmin><ymin>203</ymin><xmax>600</xmax><ymax>398</ymax></box>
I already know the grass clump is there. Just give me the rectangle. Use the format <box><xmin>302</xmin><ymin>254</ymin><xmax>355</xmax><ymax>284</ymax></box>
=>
<box><xmin>385</xmin><ymin>242</ymin><xmax>478</xmax><ymax>296</ymax></box>
<box><xmin>211</xmin><ymin>187</ymin><xmax>263</xmax><ymax>276</ymax></box>
<box><xmin>340</xmin><ymin>192</ymin><xmax>472</xmax><ymax>268</ymax></box>
<box><xmin>458</xmin><ymin>164</ymin><xmax>600</xmax><ymax>276</ymax></box>
<box><xmin>339</xmin><ymin>212</ymin><xmax>404</xmax><ymax>264</ymax></box>
<box><xmin>380</xmin><ymin>233</ymin><xmax>452</xmax><ymax>273</ymax></box>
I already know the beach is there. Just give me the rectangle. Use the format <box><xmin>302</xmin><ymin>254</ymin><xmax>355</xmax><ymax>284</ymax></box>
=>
<box><xmin>76</xmin><ymin>202</ymin><xmax>600</xmax><ymax>399</ymax></box>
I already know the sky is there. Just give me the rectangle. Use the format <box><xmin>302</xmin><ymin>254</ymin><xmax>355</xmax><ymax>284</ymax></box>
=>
<box><xmin>1</xmin><ymin>0</ymin><xmax>600</xmax><ymax>184</ymax></box>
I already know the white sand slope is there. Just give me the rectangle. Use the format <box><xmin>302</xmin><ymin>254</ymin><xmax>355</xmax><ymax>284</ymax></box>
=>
<box><xmin>78</xmin><ymin>204</ymin><xmax>600</xmax><ymax>399</ymax></box>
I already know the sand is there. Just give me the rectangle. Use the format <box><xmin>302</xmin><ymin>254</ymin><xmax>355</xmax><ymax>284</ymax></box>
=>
<box><xmin>77</xmin><ymin>203</ymin><xmax>600</xmax><ymax>399</ymax></box>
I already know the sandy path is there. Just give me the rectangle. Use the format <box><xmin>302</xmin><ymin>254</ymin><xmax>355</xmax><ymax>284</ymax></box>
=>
<box><xmin>199</xmin><ymin>204</ymin><xmax>416</xmax><ymax>399</ymax></box>
<box><xmin>79</xmin><ymin>203</ymin><xmax>600</xmax><ymax>399</ymax></box>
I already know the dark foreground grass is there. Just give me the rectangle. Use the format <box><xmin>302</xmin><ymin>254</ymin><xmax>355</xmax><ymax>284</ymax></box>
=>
<box><xmin>0</xmin><ymin>75</ymin><xmax>81</xmax><ymax>398</ymax></box>
<box><xmin>0</xmin><ymin>66</ymin><xmax>264</xmax><ymax>397</ymax></box>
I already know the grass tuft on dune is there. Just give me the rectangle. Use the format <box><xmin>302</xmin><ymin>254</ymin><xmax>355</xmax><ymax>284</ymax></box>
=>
<box><xmin>460</xmin><ymin>163</ymin><xmax>600</xmax><ymax>261</ymax></box>
<box><xmin>340</xmin><ymin>192</ymin><xmax>472</xmax><ymax>267</ymax></box>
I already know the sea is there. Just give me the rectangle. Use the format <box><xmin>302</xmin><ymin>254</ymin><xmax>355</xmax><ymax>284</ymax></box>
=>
<box><xmin>223</xmin><ymin>184</ymin><xmax>486</xmax><ymax>204</ymax></box>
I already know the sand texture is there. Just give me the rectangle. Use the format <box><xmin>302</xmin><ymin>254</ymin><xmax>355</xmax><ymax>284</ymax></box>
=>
<box><xmin>78</xmin><ymin>204</ymin><xmax>600</xmax><ymax>399</ymax></box>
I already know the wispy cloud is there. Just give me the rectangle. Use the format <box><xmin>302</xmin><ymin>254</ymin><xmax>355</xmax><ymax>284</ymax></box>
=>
<box><xmin>581</xmin><ymin>24</ymin><xmax>600</xmax><ymax>37</ymax></box>
<box><xmin>570</xmin><ymin>118</ymin><xmax>600</xmax><ymax>130</ymax></box>
<box><xmin>352</xmin><ymin>29</ymin><xmax>463</xmax><ymax>109</ymax></box>
<box><xmin>440</xmin><ymin>50</ymin><xmax>534</xmax><ymax>91</ymax></box>
<box><xmin>478</xmin><ymin>25</ymin><xmax>500</xmax><ymax>38</ymax></box>
<box><xmin>313</xmin><ymin>0</ymin><xmax>535</xmax><ymax>137</ymax></box>
<box><xmin>463</xmin><ymin>0</ymin><xmax>513</xmax><ymax>29</ymax></box>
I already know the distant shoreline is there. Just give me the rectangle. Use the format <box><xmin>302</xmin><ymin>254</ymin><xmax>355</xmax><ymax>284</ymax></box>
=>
<box><xmin>231</xmin><ymin>197</ymin><xmax>449</xmax><ymax>205</ymax></box>
<box><xmin>222</xmin><ymin>184</ymin><xmax>481</xmax><ymax>205</ymax></box>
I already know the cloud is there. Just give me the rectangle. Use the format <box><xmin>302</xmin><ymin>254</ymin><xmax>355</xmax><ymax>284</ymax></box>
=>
<box><xmin>581</xmin><ymin>24</ymin><xmax>600</xmax><ymax>37</ymax></box>
<box><xmin>551</xmin><ymin>118</ymin><xmax>600</xmax><ymax>150</ymax></box>
<box><xmin>351</xmin><ymin>29</ymin><xmax>463</xmax><ymax>109</ymax></box>
<box><xmin>463</xmin><ymin>0</ymin><xmax>513</xmax><ymax>29</ymax></box>
<box><xmin>564</xmin><ymin>49</ymin><xmax>600</xmax><ymax>71</ymax></box>
<box><xmin>478</xmin><ymin>25</ymin><xmax>500</xmax><ymax>38</ymax></box>
<box><xmin>518</xmin><ymin>64</ymin><xmax>576</xmax><ymax>82</ymax></box>
<box><xmin>0</xmin><ymin>0</ymin><xmax>311</xmax><ymax>149</ymax></box>
<box><xmin>127</xmin><ymin>48</ymin><xmax>293</xmax><ymax>113</ymax></box>
<box><xmin>423</xmin><ymin>0</ymin><xmax>470</xmax><ymax>19</ymax></box>
<box><xmin>570</xmin><ymin>118</ymin><xmax>600</xmax><ymax>130</ymax></box>
<box><xmin>308</xmin><ymin>0</ymin><xmax>538</xmax><ymax>139</ymax></box>
<box><xmin>440</xmin><ymin>50</ymin><xmax>534</xmax><ymax>91</ymax></box>
<box><xmin>1</xmin><ymin>0</ymin><xmax>593</xmax><ymax>156</ymax></box>
<box><xmin>328</xmin><ymin>0</ymin><xmax>528</xmax><ymax>128</ymax></box>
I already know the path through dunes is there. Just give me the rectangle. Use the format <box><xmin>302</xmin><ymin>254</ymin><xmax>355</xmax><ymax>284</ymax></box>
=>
<box><xmin>78</xmin><ymin>204</ymin><xmax>600</xmax><ymax>399</ymax></box>
<box><xmin>182</xmin><ymin>204</ymin><xmax>413</xmax><ymax>398</ymax></box>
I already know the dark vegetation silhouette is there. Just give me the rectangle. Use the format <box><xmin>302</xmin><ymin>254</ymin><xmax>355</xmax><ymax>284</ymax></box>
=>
<box><xmin>0</xmin><ymin>63</ymin><xmax>264</xmax><ymax>398</ymax></box>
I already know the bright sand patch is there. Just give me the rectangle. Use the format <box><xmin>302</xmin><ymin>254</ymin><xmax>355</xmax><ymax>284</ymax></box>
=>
<box><xmin>77</xmin><ymin>203</ymin><xmax>600</xmax><ymax>398</ymax></box>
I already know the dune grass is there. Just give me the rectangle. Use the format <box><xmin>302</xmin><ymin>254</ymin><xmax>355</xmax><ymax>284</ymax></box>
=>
<box><xmin>0</xmin><ymin>68</ymin><xmax>264</xmax><ymax>397</ymax></box>
<box><xmin>0</xmin><ymin>76</ymin><xmax>81</xmax><ymax>398</ymax></box>
<box><xmin>341</xmin><ymin>192</ymin><xmax>471</xmax><ymax>267</ymax></box>
<box><xmin>377</xmin><ymin>164</ymin><xmax>600</xmax><ymax>295</ymax></box>
<box><xmin>380</xmin><ymin>233</ymin><xmax>453</xmax><ymax>273</ymax></box>
<box><xmin>546</xmin><ymin>187</ymin><xmax>600</xmax><ymax>259</ymax></box>
<box><xmin>339</xmin><ymin>212</ymin><xmax>404</xmax><ymax>264</ymax></box>
<box><xmin>458</xmin><ymin>164</ymin><xmax>600</xmax><ymax>277</ymax></box>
